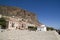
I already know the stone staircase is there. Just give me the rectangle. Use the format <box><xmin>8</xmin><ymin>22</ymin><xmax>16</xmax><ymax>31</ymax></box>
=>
<box><xmin>0</xmin><ymin>30</ymin><xmax>60</xmax><ymax>40</ymax></box>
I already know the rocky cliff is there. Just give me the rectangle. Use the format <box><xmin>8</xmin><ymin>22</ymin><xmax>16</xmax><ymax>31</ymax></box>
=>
<box><xmin>0</xmin><ymin>6</ymin><xmax>42</xmax><ymax>26</ymax></box>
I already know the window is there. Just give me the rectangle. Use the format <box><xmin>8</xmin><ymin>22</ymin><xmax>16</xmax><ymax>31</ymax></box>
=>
<box><xmin>28</xmin><ymin>14</ymin><xmax>30</xmax><ymax>16</ymax></box>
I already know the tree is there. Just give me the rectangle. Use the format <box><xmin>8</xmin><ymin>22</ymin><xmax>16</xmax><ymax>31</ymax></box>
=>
<box><xmin>47</xmin><ymin>27</ymin><xmax>55</xmax><ymax>31</ymax></box>
<box><xmin>0</xmin><ymin>17</ymin><xmax>6</xmax><ymax>29</ymax></box>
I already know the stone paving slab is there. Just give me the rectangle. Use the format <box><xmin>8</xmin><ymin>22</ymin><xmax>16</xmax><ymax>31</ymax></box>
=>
<box><xmin>0</xmin><ymin>30</ymin><xmax>60</xmax><ymax>40</ymax></box>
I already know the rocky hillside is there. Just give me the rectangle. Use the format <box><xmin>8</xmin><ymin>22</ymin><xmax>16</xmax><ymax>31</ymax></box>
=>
<box><xmin>0</xmin><ymin>6</ymin><xmax>42</xmax><ymax>26</ymax></box>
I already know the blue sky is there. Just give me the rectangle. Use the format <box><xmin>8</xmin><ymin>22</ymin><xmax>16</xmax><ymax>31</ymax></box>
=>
<box><xmin>0</xmin><ymin>0</ymin><xmax>60</xmax><ymax>29</ymax></box>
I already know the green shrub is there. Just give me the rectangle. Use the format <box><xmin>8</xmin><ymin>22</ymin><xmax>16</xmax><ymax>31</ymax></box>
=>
<box><xmin>0</xmin><ymin>17</ymin><xmax>6</xmax><ymax>29</ymax></box>
<box><xmin>28</xmin><ymin>26</ymin><xmax>37</xmax><ymax>31</ymax></box>
<box><xmin>47</xmin><ymin>27</ymin><xmax>55</xmax><ymax>31</ymax></box>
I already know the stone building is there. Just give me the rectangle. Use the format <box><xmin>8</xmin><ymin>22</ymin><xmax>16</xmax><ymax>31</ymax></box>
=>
<box><xmin>5</xmin><ymin>16</ymin><xmax>36</xmax><ymax>30</ymax></box>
